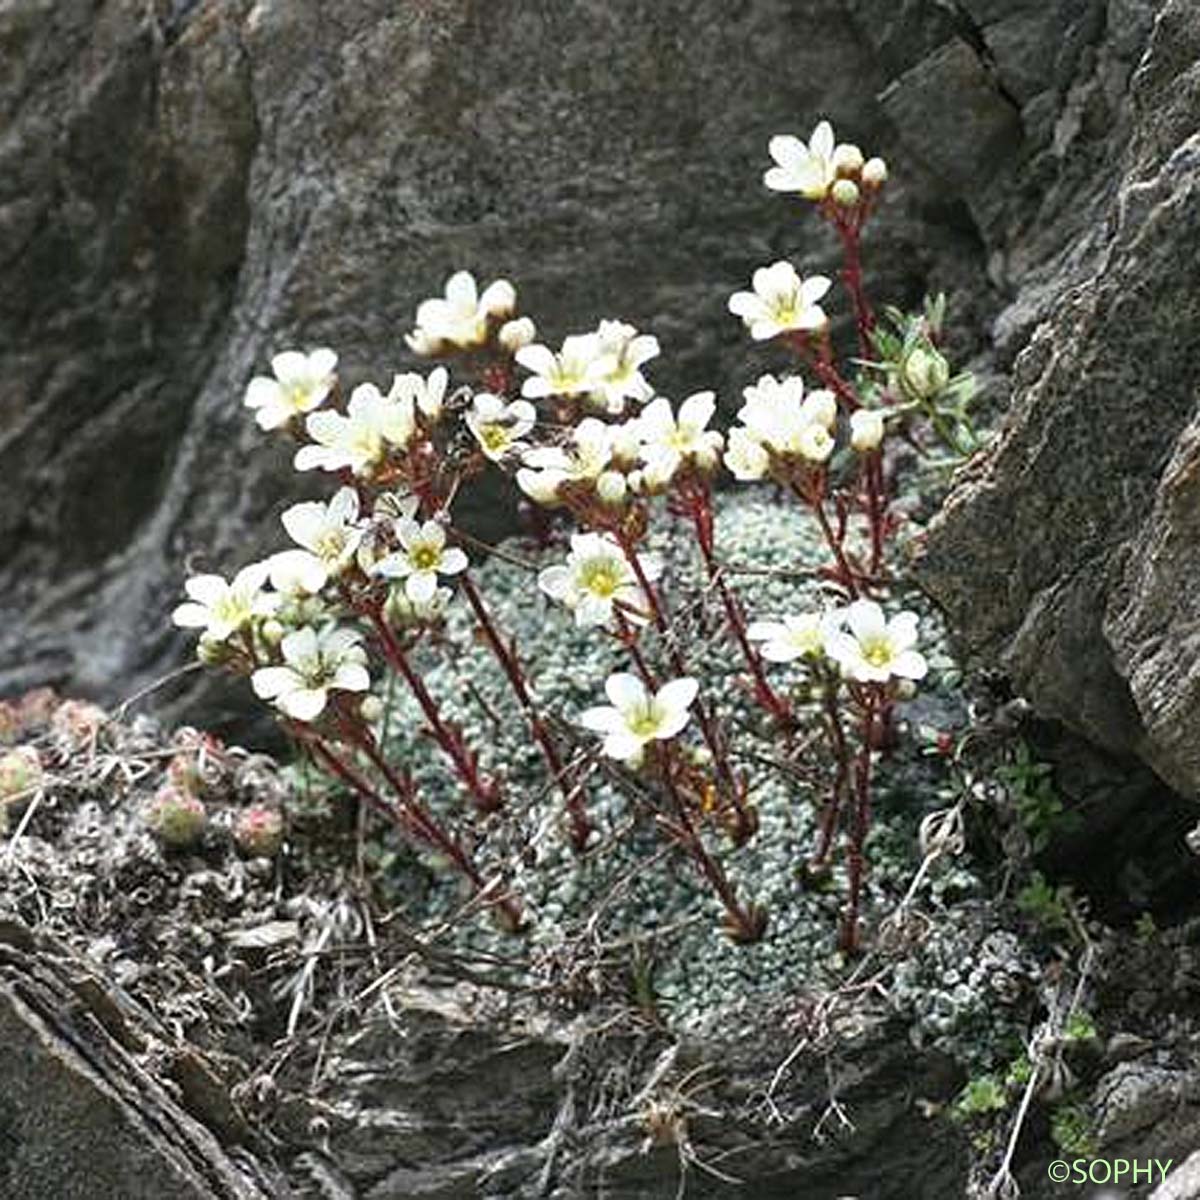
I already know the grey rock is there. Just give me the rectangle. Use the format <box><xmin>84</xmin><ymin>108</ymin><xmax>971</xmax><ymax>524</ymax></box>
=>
<box><xmin>915</xmin><ymin>0</ymin><xmax>1200</xmax><ymax>798</ymax></box>
<box><xmin>0</xmin><ymin>923</ymin><xmax>280</xmax><ymax>1199</ymax></box>
<box><xmin>1154</xmin><ymin>1151</ymin><xmax>1200</xmax><ymax>1200</ymax></box>
<box><xmin>0</xmin><ymin>0</ymin><xmax>1150</xmax><ymax>740</ymax></box>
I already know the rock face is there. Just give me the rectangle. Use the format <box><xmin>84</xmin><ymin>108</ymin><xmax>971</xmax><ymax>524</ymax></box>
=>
<box><xmin>915</xmin><ymin>0</ymin><xmax>1200</xmax><ymax>798</ymax></box>
<box><xmin>0</xmin><ymin>922</ymin><xmax>279</xmax><ymax>1199</ymax></box>
<box><xmin>1</xmin><ymin>0</ymin><xmax>1158</xmax><ymax>736</ymax></box>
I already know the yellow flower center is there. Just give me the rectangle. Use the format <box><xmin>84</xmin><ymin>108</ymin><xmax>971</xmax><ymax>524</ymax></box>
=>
<box><xmin>626</xmin><ymin>702</ymin><xmax>662</xmax><ymax>738</ymax></box>
<box><xmin>410</xmin><ymin>545</ymin><xmax>440</xmax><ymax>572</ymax></box>
<box><xmin>315</xmin><ymin>531</ymin><xmax>348</xmax><ymax>562</ymax></box>
<box><xmin>579</xmin><ymin>558</ymin><xmax>624</xmax><ymax>598</ymax></box>
<box><xmin>860</xmin><ymin>635</ymin><xmax>894</xmax><ymax>668</ymax></box>
<box><xmin>480</xmin><ymin>425</ymin><xmax>510</xmax><ymax>452</ymax></box>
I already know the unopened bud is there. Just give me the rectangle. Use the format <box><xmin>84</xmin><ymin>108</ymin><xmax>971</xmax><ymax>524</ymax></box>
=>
<box><xmin>0</xmin><ymin>745</ymin><xmax>44</xmax><ymax>801</ymax></box>
<box><xmin>797</xmin><ymin>423</ymin><xmax>835</xmax><ymax>464</ymax></box>
<box><xmin>850</xmin><ymin>408</ymin><xmax>885</xmax><ymax>452</ymax></box>
<box><xmin>261</xmin><ymin>619</ymin><xmax>286</xmax><ymax>646</ymax></box>
<box><xmin>233</xmin><ymin>806</ymin><xmax>285</xmax><ymax>858</ymax></box>
<box><xmin>831</xmin><ymin>179</ymin><xmax>860</xmax><ymax>208</ymax></box>
<box><xmin>360</xmin><ymin>695</ymin><xmax>384</xmax><ymax>723</ymax></box>
<box><xmin>145</xmin><ymin>785</ymin><xmax>206</xmax><ymax>848</ymax></box>
<box><xmin>498</xmin><ymin>316</ymin><xmax>536</xmax><ymax>353</ymax></box>
<box><xmin>833</xmin><ymin>144</ymin><xmax>865</xmax><ymax>176</ymax></box>
<box><xmin>862</xmin><ymin>157</ymin><xmax>888</xmax><ymax>188</ymax></box>
<box><xmin>596</xmin><ymin>470</ymin><xmax>628</xmax><ymax>506</ymax></box>
<box><xmin>482</xmin><ymin>279</ymin><xmax>517</xmax><ymax>318</ymax></box>
<box><xmin>196</xmin><ymin>637</ymin><xmax>229</xmax><ymax>666</ymax></box>
<box><xmin>895</xmin><ymin>679</ymin><xmax>918</xmax><ymax>701</ymax></box>
<box><xmin>901</xmin><ymin>345</ymin><xmax>951</xmax><ymax>400</ymax></box>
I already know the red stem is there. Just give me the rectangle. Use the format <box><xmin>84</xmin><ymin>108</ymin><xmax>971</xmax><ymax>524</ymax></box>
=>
<box><xmin>615</xmin><ymin>531</ymin><xmax>754</xmax><ymax>844</ymax></box>
<box><xmin>457</xmin><ymin>571</ymin><xmax>591</xmax><ymax>851</ymax></box>
<box><xmin>839</xmin><ymin>689</ymin><xmax>878</xmax><ymax>953</ymax></box>
<box><xmin>683</xmin><ymin>478</ymin><xmax>792</xmax><ymax>726</ymax></box>
<box><xmin>366</xmin><ymin>606</ymin><xmax>502</xmax><ymax>812</ymax></box>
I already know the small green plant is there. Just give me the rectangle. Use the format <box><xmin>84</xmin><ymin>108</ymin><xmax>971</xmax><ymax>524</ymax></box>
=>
<box><xmin>1016</xmin><ymin>871</ymin><xmax>1077</xmax><ymax>935</ymax></box>
<box><xmin>996</xmin><ymin>740</ymin><xmax>1079</xmax><ymax>853</ymax></box>
<box><xmin>1050</xmin><ymin>1101</ymin><xmax>1096</xmax><ymax>1157</ymax></box>
<box><xmin>952</xmin><ymin>1074</ymin><xmax>1008</xmax><ymax>1120</ymax></box>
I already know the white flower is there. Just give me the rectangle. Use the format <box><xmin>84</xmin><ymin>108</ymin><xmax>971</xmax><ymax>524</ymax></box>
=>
<box><xmin>586</xmin><ymin>320</ymin><xmax>659</xmax><ymax>413</ymax></box>
<box><xmin>406</xmin><ymin>271</ymin><xmax>515</xmax><ymax>353</ymax></box>
<box><xmin>638</xmin><ymin>392</ymin><xmax>724</xmax><ymax>482</ymax></box>
<box><xmin>763</xmin><ymin>120</ymin><xmax>837</xmax><ymax>200</ymax></box>
<box><xmin>579</xmin><ymin>674</ymin><xmax>698</xmax><ymax>763</ymax></box>
<box><xmin>251</xmin><ymin>626</ymin><xmax>369</xmax><ymax>722</ymax></box>
<box><xmin>388</xmin><ymin>367</ymin><xmax>449</xmax><ymax>423</ymax></box>
<box><xmin>850</xmin><ymin>408</ymin><xmax>885</xmax><ymax>452</ymax></box>
<box><xmin>822</xmin><ymin>600</ymin><xmax>928</xmax><ymax>684</ymax></box>
<box><xmin>724</xmin><ymin>427</ymin><xmax>770</xmax><ymax>481</ymax></box>
<box><xmin>728</xmin><ymin>262</ymin><xmax>831</xmax><ymax>341</ymax></box>
<box><xmin>277</xmin><ymin>486</ymin><xmax>363</xmax><ymax>591</ymax></box>
<box><xmin>516</xmin><ymin>334</ymin><xmax>602</xmax><ymax>400</ymax></box>
<box><xmin>747</xmin><ymin>613</ymin><xmax>830</xmax><ymax>662</ymax></box>
<box><xmin>244</xmin><ymin>349</ymin><xmax>338</xmax><ymax>431</ymax></box>
<box><xmin>173</xmin><ymin>562</ymin><xmax>277</xmax><ymax>642</ymax></box>
<box><xmin>294</xmin><ymin>382</ymin><xmax>415</xmax><ymax>475</ymax></box>
<box><xmin>862</xmin><ymin>157</ymin><xmax>888</xmax><ymax>188</ymax></box>
<box><xmin>735</xmin><ymin>375</ymin><xmax>837</xmax><ymax>463</ymax></box>
<box><xmin>498</xmin><ymin>317</ymin><xmax>537</xmax><ymax>353</ymax></box>
<box><xmin>465</xmin><ymin>392</ymin><xmax>537</xmax><ymax>462</ymax></box>
<box><xmin>537</xmin><ymin>532</ymin><xmax>659</xmax><ymax>627</ymax></box>
<box><xmin>375</xmin><ymin>519</ymin><xmax>468</xmax><ymax>602</ymax></box>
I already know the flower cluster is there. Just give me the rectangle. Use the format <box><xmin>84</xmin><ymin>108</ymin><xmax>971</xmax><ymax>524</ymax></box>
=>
<box><xmin>173</xmin><ymin>119</ymin><xmax>976</xmax><ymax>952</ymax></box>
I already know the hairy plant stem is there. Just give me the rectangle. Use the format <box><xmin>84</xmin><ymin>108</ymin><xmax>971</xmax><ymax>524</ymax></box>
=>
<box><xmin>365</xmin><ymin>605</ymin><xmax>502</xmax><ymax>812</ymax></box>
<box><xmin>615</xmin><ymin>530</ymin><xmax>755</xmax><ymax>844</ymax></box>
<box><xmin>832</xmin><ymin>210</ymin><xmax>875</xmax><ymax>360</ymax></box>
<box><xmin>304</xmin><ymin>731</ymin><xmax>522</xmax><ymax>931</ymax></box>
<box><xmin>791</xmin><ymin>479</ymin><xmax>862</xmax><ymax>600</ymax></box>
<box><xmin>457</xmin><ymin>570</ymin><xmax>591</xmax><ymax>850</ymax></box>
<box><xmin>656</xmin><ymin>745</ymin><xmax>765</xmax><ymax>944</ymax></box>
<box><xmin>680</xmin><ymin>476</ymin><xmax>792</xmax><ymax>727</ymax></box>
<box><xmin>811</xmin><ymin>674</ymin><xmax>851</xmax><ymax>867</ymax></box>
<box><xmin>839</xmin><ymin>687</ymin><xmax>880</xmax><ymax>953</ymax></box>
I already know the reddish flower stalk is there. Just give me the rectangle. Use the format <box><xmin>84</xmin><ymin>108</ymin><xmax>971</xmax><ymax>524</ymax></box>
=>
<box><xmin>364</xmin><ymin>604</ymin><xmax>503</xmax><ymax>813</ymax></box>
<box><xmin>656</xmin><ymin>745</ymin><xmax>766</xmax><ymax>944</ymax></box>
<box><xmin>831</xmin><ymin>211</ymin><xmax>876</xmax><ymax>361</ymax></box>
<box><xmin>811</xmin><ymin>677</ymin><xmax>851</xmax><ymax>868</ymax></box>
<box><xmin>839</xmin><ymin>687</ymin><xmax>879</xmax><ymax>953</ymax></box>
<box><xmin>306</xmin><ymin>732</ymin><xmax>523</xmax><ymax>932</ymax></box>
<box><xmin>790</xmin><ymin>479</ymin><xmax>861</xmax><ymax>600</ymax></box>
<box><xmin>677</xmin><ymin>476</ymin><xmax>792</xmax><ymax>726</ymax></box>
<box><xmin>457</xmin><ymin>570</ymin><xmax>592</xmax><ymax>851</ymax></box>
<box><xmin>615</xmin><ymin>530</ymin><xmax>756</xmax><ymax>844</ymax></box>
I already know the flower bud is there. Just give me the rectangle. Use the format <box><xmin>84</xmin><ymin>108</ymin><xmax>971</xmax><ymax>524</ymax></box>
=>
<box><xmin>895</xmin><ymin>679</ymin><xmax>918</xmax><ymax>701</ymax></box>
<box><xmin>802</xmin><ymin>389</ymin><xmax>838</xmax><ymax>432</ymax></box>
<box><xmin>850</xmin><ymin>408</ymin><xmax>885</xmax><ymax>453</ymax></box>
<box><xmin>498</xmin><ymin>317</ymin><xmax>536</xmax><ymax>353</ymax></box>
<box><xmin>196</xmin><ymin>636</ymin><xmax>230</xmax><ymax>666</ymax></box>
<box><xmin>145</xmin><ymin>785</ymin><xmax>206</xmax><ymax>848</ymax></box>
<box><xmin>482</xmin><ymin>280</ymin><xmax>517</xmax><ymax>318</ymax></box>
<box><xmin>360</xmin><ymin>695</ymin><xmax>384</xmax><ymax>723</ymax></box>
<box><xmin>901</xmin><ymin>346</ymin><xmax>951</xmax><ymax>399</ymax></box>
<box><xmin>862</xmin><ymin>157</ymin><xmax>888</xmax><ymax>188</ymax></box>
<box><xmin>596</xmin><ymin>470</ymin><xmax>628</xmax><ymax>506</ymax></box>
<box><xmin>261</xmin><ymin>619</ymin><xmax>286</xmax><ymax>646</ymax></box>
<box><xmin>233</xmin><ymin>806</ymin><xmax>285</xmax><ymax>858</ymax></box>
<box><xmin>833</xmin><ymin>144</ymin><xmax>865</xmax><ymax>176</ymax></box>
<box><xmin>797</xmin><ymin>423</ymin><xmax>835</xmax><ymax>464</ymax></box>
<box><xmin>0</xmin><ymin>745</ymin><xmax>44</xmax><ymax>802</ymax></box>
<box><xmin>831</xmin><ymin>179</ymin><xmax>860</xmax><ymax>208</ymax></box>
